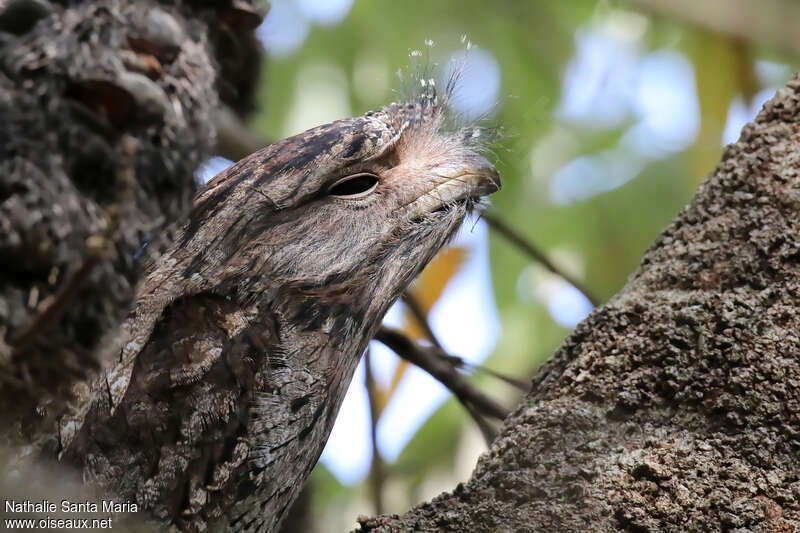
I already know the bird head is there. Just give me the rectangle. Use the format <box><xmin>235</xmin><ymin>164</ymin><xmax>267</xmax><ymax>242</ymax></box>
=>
<box><xmin>174</xmin><ymin>86</ymin><xmax>500</xmax><ymax>335</ymax></box>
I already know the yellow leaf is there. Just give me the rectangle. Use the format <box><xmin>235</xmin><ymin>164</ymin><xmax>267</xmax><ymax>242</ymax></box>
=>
<box><xmin>410</xmin><ymin>246</ymin><xmax>468</xmax><ymax>312</ymax></box>
<box><xmin>376</xmin><ymin>246</ymin><xmax>468</xmax><ymax>418</ymax></box>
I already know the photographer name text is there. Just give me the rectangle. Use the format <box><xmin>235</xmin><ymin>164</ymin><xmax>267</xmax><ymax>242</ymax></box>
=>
<box><xmin>5</xmin><ymin>499</ymin><xmax>138</xmax><ymax>513</ymax></box>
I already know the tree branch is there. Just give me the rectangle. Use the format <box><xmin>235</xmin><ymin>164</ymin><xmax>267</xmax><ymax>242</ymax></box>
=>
<box><xmin>213</xmin><ymin>105</ymin><xmax>268</xmax><ymax>162</ymax></box>
<box><xmin>400</xmin><ymin>292</ymin><xmax>443</xmax><ymax>349</ymax></box>
<box><xmin>375</xmin><ymin>327</ymin><xmax>510</xmax><ymax>422</ymax></box>
<box><xmin>364</xmin><ymin>349</ymin><xmax>385</xmax><ymax>515</ymax></box>
<box><xmin>483</xmin><ymin>212</ymin><xmax>600</xmax><ymax>306</ymax></box>
<box><xmin>402</xmin><ymin>291</ymin><xmax>529</xmax><ymax>391</ymax></box>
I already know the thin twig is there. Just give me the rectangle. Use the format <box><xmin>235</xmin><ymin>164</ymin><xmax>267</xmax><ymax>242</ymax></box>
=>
<box><xmin>375</xmin><ymin>327</ymin><xmax>510</xmax><ymax>423</ymax></box>
<box><xmin>402</xmin><ymin>292</ymin><xmax>529</xmax><ymax>391</ymax></box>
<box><xmin>459</xmin><ymin>398</ymin><xmax>497</xmax><ymax>444</ymax></box>
<box><xmin>399</xmin><ymin>295</ymin><xmax>504</xmax><ymax>439</ymax></box>
<box><xmin>364</xmin><ymin>349</ymin><xmax>384</xmax><ymax>515</ymax></box>
<box><xmin>401</xmin><ymin>292</ymin><xmax>442</xmax><ymax>349</ymax></box>
<box><xmin>455</xmin><ymin>358</ymin><xmax>531</xmax><ymax>392</ymax></box>
<box><xmin>482</xmin><ymin>212</ymin><xmax>600</xmax><ymax>307</ymax></box>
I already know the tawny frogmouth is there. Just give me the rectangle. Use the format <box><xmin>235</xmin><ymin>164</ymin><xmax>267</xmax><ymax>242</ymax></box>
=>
<box><xmin>61</xmin><ymin>90</ymin><xmax>501</xmax><ymax>532</ymax></box>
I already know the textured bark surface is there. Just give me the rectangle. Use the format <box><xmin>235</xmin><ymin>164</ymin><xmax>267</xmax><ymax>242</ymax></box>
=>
<box><xmin>0</xmin><ymin>0</ymin><xmax>261</xmax><ymax>452</ymax></box>
<box><xmin>358</xmin><ymin>79</ymin><xmax>800</xmax><ymax>532</ymax></box>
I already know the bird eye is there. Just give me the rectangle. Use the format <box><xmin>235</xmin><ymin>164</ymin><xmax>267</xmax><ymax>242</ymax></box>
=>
<box><xmin>328</xmin><ymin>173</ymin><xmax>379</xmax><ymax>199</ymax></box>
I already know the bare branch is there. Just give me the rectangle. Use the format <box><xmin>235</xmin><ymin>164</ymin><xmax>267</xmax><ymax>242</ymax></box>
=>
<box><xmin>401</xmin><ymin>292</ymin><xmax>443</xmax><ymax>349</ymax></box>
<box><xmin>401</xmin><ymin>292</ymin><xmax>529</xmax><ymax>391</ymax></box>
<box><xmin>465</xmin><ymin>362</ymin><xmax>531</xmax><ymax>392</ymax></box>
<box><xmin>213</xmin><ymin>105</ymin><xmax>268</xmax><ymax>162</ymax></box>
<box><xmin>364</xmin><ymin>349</ymin><xmax>385</xmax><ymax>515</ymax></box>
<box><xmin>483</xmin><ymin>212</ymin><xmax>600</xmax><ymax>306</ymax></box>
<box><xmin>375</xmin><ymin>327</ymin><xmax>510</xmax><ymax>422</ymax></box>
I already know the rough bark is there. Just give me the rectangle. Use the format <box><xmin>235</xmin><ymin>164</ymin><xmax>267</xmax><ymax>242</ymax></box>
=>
<box><xmin>358</xmin><ymin>80</ymin><xmax>800</xmax><ymax>532</ymax></box>
<box><xmin>0</xmin><ymin>0</ymin><xmax>261</xmax><ymax>452</ymax></box>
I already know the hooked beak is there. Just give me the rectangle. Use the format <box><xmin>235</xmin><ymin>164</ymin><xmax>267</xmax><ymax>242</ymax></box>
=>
<box><xmin>406</xmin><ymin>153</ymin><xmax>501</xmax><ymax>220</ymax></box>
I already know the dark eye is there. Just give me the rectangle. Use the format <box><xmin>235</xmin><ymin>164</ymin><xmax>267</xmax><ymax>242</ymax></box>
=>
<box><xmin>328</xmin><ymin>173</ymin><xmax>379</xmax><ymax>199</ymax></box>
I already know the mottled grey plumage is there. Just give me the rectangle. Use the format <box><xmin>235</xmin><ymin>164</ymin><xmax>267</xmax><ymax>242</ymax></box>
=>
<box><xmin>61</xmin><ymin>87</ymin><xmax>500</xmax><ymax>532</ymax></box>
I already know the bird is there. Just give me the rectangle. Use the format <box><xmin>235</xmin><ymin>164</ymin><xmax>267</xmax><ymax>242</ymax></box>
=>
<box><xmin>59</xmin><ymin>80</ymin><xmax>501</xmax><ymax>532</ymax></box>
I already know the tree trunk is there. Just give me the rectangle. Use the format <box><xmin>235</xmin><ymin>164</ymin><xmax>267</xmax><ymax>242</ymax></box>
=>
<box><xmin>0</xmin><ymin>1</ymin><xmax>261</xmax><ymax>524</ymax></box>
<box><xmin>357</xmin><ymin>79</ymin><xmax>800</xmax><ymax>532</ymax></box>
<box><xmin>0</xmin><ymin>0</ymin><xmax>260</xmax><ymax>450</ymax></box>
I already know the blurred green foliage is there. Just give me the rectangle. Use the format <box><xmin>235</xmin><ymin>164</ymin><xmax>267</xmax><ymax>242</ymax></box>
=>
<box><xmin>250</xmin><ymin>1</ymin><xmax>799</xmax><ymax>530</ymax></box>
